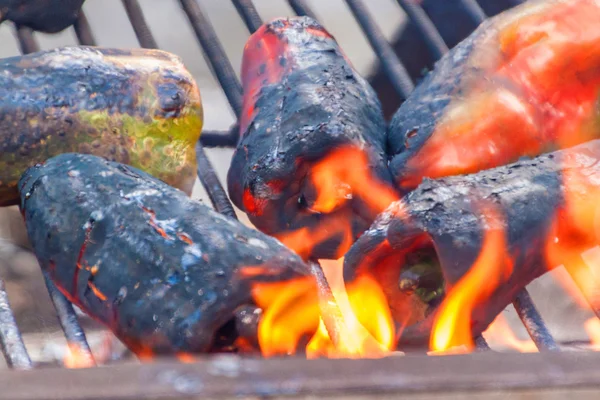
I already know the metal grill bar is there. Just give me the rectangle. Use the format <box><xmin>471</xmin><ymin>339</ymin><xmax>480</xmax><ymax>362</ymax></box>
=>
<box><xmin>122</xmin><ymin>0</ymin><xmax>158</xmax><ymax>49</ymax></box>
<box><xmin>232</xmin><ymin>0</ymin><xmax>263</xmax><ymax>33</ymax></box>
<box><xmin>179</xmin><ymin>0</ymin><xmax>243</xmax><ymax>118</ymax></box>
<box><xmin>475</xmin><ymin>334</ymin><xmax>491</xmax><ymax>351</ymax></box>
<box><xmin>343</xmin><ymin>0</ymin><xmax>414</xmax><ymax>100</ymax></box>
<box><xmin>395</xmin><ymin>0</ymin><xmax>448</xmax><ymax>60</ymax></box>
<box><xmin>43</xmin><ymin>273</ymin><xmax>96</xmax><ymax>366</ymax></box>
<box><xmin>459</xmin><ymin>0</ymin><xmax>487</xmax><ymax>25</ymax></box>
<box><xmin>0</xmin><ymin>278</ymin><xmax>32</xmax><ymax>369</ymax></box>
<box><xmin>195</xmin><ymin>143</ymin><xmax>237</xmax><ymax>219</ymax></box>
<box><xmin>14</xmin><ymin>26</ymin><xmax>39</xmax><ymax>54</ymax></box>
<box><xmin>73</xmin><ymin>11</ymin><xmax>97</xmax><ymax>46</ymax></box>
<box><xmin>288</xmin><ymin>0</ymin><xmax>318</xmax><ymax>20</ymax></box>
<box><xmin>512</xmin><ymin>289</ymin><xmax>560</xmax><ymax>352</ymax></box>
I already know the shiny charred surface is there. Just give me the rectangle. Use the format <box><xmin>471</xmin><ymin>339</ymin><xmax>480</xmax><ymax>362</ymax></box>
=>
<box><xmin>18</xmin><ymin>153</ymin><xmax>309</xmax><ymax>355</ymax></box>
<box><xmin>227</xmin><ymin>16</ymin><xmax>392</xmax><ymax>260</ymax></box>
<box><xmin>0</xmin><ymin>0</ymin><xmax>85</xmax><ymax>33</ymax></box>
<box><xmin>343</xmin><ymin>139</ymin><xmax>600</xmax><ymax>347</ymax></box>
<box><xmin>0</xmin><ymin>46</ymin><xmax>203</xmax><ymax>207</ymax></box>
<box><xmin>388</xmin><ymin>0</ymin><xmax>600</xmax><ymax>192</ymax></box>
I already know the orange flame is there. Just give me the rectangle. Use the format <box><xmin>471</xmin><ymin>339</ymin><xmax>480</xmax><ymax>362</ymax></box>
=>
<box><xmin>250</xmin><ymin>258</ymin><xmax>395</xmax><ymax>358</ymax></box>
<box><xmin>431</xmin><ymin>206</ymin><xmax>512</xmax><ymax>352</ymax></box>
<box><xmin>483</xmin><ymin>314</ymin><xmax>538</xmax><ymax>353</ymax></box>
<box><xmin>310</xmin><ymin>146</ymin><xmax>399</xmax><ymax>215</ymax></box>
<box><xmin>545</xmin><ymin>165</ymin><xmax>600</xmax><ymax>310</ymax></box>
<box><xmin>585</xmin><ymin>318</ymin><xmax>600</xmax><ymax>350</ymax></box>
<box><xmin>63</xmin><ymin>343</ymin><xmax>96</xmax><ymax>369</ymax></box>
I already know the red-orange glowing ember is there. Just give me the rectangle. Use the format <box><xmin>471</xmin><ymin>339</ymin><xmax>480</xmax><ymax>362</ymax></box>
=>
<box><xmin>431</xmin><ymin>205</ymin><xmax>512</xmax><ymax>352</ymax></box>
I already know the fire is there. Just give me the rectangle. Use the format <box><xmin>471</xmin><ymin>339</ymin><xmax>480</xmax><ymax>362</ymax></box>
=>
<box><xmin>310</xmin><ymin>146</ymin><xmax>399</xmax><ymax>215</ymax></box>
<box><xmin>585</xmin><ymin>318</ymin><xmax>600</xmax><ymax>350</ymax></box>
<box><xmin>545</xmin><ymin>164</ymin><xmax>600</xmax><ymax>310</ymax></box>
<box><xmin>250</xmin><ymin>258</ymin><xmax>395</xmax><ymax>358</ymax></box>
<box><xmin>431</xmin><ymin>206</ymin><xmax>512</xmax><ymax>352</ymax></box>
<box><xmin>482</xmin><ymin>314</ymin><xmax>537</xmax><ymax>353</ymax></box>
<box><xmin>63</xmin><ymin>342</ymin><xmax>95</xmax><ymax>369</ymax></box>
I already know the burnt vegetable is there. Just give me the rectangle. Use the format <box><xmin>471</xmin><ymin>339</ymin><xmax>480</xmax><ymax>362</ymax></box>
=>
<box><xmin>0</xmin><ymin>46</ymin><xmax>203</xmax><ymax>207</ymax></box>
<box><xmin>227</xmin><ymin>16</ymin><xmax>393</xmax><ymax>260</ymax></box>
<box><xmin>387</xmin><ymin>0</ymin><xmax>600</xmax><ymax>192</ymax></box>
<box><xmin>0</xmin><ymin>0</ymin><xmax>85</xmax><ymax>33</ymax></box>
<box><xmin>18</xmin><ymin>153</ymin><xmax>309</xmax><ymax>355</ymax></box>
<box><xmin>344</xmin><ymin>139</ymin><xmax>600</xmax><ymax>347</ymax></box>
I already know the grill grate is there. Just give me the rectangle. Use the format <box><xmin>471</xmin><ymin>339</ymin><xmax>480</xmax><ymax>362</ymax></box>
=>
<box><xmin>0</xmin><ymin>0</ymin><xmax>595</xmax><ymax>369</ymax></box>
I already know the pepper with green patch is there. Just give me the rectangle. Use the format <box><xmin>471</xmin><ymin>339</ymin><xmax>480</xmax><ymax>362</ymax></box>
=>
<box><xmin>0</xmin><ymin>46</ymin><xmax>203</xmax><ymax>206</ymax></box>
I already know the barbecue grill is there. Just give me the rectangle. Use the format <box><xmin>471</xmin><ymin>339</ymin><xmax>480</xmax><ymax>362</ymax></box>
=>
<box><xmin>2</xmin><ymin>0</ymin><xmax>600</xmax><ymax>399</ymax></box>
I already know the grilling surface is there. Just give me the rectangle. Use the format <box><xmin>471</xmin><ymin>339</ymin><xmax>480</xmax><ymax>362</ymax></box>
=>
<box><xmin>0</xmin><ymin>0</ymin><xmax>599</xmax><ymax>370</ymax></box>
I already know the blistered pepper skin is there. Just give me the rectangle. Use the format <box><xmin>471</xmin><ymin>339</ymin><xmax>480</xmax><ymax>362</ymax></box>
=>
<box><xmin>344</xmin><ymin>139</ymin><xmax>600</xmax><ymax>347</ymax></box>
<box><xmin>0</xmin><ymin>0</ymin><xmax>85</xmax><ymax>33</ymax></box>
<box><xmin>0</xmin><ymin>46</ymin><xmax>203</xmax><ymax>207</ymax></box>
<box><xmin>228</xmin><ymin>17</ymin><xmax>392</xmax><ymax>260</ymax></box>
<box><xmin>388</xmin><ymin>0</ymin><xmax>600</xmax><ymax>192</ymax></box>
<box><xmin>19</xmin><ymin>153</ymin><xmax>309</xmax><ymax>355</ymax></box>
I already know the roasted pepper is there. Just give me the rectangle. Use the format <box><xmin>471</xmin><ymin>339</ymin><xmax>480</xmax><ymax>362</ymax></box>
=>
<box><xmin>0</xmin><ymin>46</ymin><xmax>203</xmax><ymax>206</ymax></box>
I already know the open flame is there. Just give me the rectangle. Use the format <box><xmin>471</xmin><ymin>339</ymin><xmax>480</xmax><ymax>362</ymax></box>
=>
<box><xmin>250</xmin><ymin>258</ymin><xmax>395</xmax><ymax>358</ymax></box>
<box><xmin>431</xmin><ymin>205</ymin><xmax>512</xmax><ymax>352</ymax></box>
<box><xmin>248</xmin><ymin>146</ymin><xmax>398</xmax><ymax>358</ymax></box>
<box><xmin>482</xmin><ymin>315</ymin><xmax>537</xmax><ymax>353</ymax></box>
<box><xmin>63</xmin><ymin>343</ymin><xmax>96</xmax><ymax>369</ymax></box>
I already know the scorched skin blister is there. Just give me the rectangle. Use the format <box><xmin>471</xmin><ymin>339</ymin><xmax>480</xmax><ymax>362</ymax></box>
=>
<box><xmin>18</xmin><ymin>153</ymin><xmax>310</xmax><ymax>355</ymax></box>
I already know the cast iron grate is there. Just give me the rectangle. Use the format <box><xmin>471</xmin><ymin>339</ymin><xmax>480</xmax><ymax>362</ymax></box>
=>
<box><xmin>0</xmin><ymin>0</ymin><xmax>594</xmax><ymax>370</ymax></box>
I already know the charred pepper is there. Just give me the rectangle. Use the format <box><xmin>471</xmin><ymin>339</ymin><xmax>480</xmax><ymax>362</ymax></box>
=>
<box><xmin>0</xmin><ymin>0</ymin><xmax>85</xmax><ymax>33</ymax></box>
<box><xmin>227</xmin><ymin>16</ymin><xmax>393</xmax><ymax>260</ymax></box>
<box><xmin>344</xmin><ymin>139</ymin><xmax>600</xmax><ymax>347</ymax></box>
<box><xmin>19</xmin><ymin>153</ymin><xmax>309</xmax><ymax>355</ymax></box>
<box><xmin>0</xmin><ymin>46</ymin><xmax>203</xmax><ymax>206</ymax></box>
<box><xmin>388</xmin><ymin>0</ymin><xmax>600</xmax><ymax>191</ymax></box>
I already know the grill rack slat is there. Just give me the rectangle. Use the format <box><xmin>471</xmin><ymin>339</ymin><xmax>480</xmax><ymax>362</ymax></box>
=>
<box><xmin>179</xmin><ymin>0</ymin><xmax>243</xmax><ymax>118</ymax></box>
<box><xmin>121</xmin><ymin>0</ymin><xmax>159</xmax><ymax>49</ymax></box>
<box><xmin>1</xmin><ymin>0</ymin><xmax>598</xmax><ymax>369</ymax></box>
<box><xmin>73</xmin><ymin>11</ymin><xmax>97</xmax><ymax>46</ymax></box>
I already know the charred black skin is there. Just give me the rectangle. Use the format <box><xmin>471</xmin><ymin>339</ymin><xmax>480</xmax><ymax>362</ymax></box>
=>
<box><xmin>369</xmin><ymin>0</ymin><xmax>517</xmax><ymax>118</ymax></box>
<box><xmin>228</xmin><ymin>17</ymin><xmax>393</xmax><ymax>260</ymax></box>
<box><xmin>0</xmin><ymin>46</ymin><xmax>203</xmax><ymax>207</ymax></box>
<box><xmin>342</xmin><ymin>140</ymin><xmax>600</xmax><ymax>347</ymax></box>
<box><xmin>385</xmin><ymin>14</ymin><xmax>493</xmax><ymax>192</ymax></box>
<box><xmin>0</xmin><ymin>0</ymin><xmax>85</xmax><ymax>33</ymax></box>
<box><xmin>19</xmin><ymin>153</ymin><xmax>309</xmax><ymax>355</ymax></box>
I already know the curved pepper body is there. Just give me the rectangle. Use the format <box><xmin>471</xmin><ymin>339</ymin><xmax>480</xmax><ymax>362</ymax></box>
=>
<box><xmin>344</xmin><ymin>139</ymin><xmax>600</xmax><ymax>347</ymax></box>
<box><xmin>18</xmin><ymin>153</ymin><xmax>309</xmax><ymax>355</ymax></box>
<box><xmin>388</xmin><ymin>0</ymin><xmax>600</xmax><ymax>191</ymax></box>
<box><xmin>0</xmin><ymin>46</ymin><xmax>203</xmax><ymax>206</ymax></box>
<box><xmin>228</xmin><ymin>17</ymin><xmax>392</xmax><ymax>260</ymax></box>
